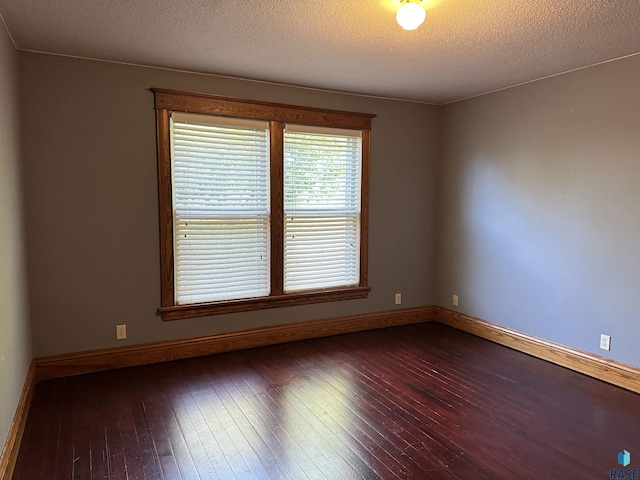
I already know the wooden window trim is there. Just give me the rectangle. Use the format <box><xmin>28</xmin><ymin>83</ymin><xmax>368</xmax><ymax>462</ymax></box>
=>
<box><xmin>152</xmin><ymin>88</ymin><xmax>374</xmax><ymax>321</ymax></box>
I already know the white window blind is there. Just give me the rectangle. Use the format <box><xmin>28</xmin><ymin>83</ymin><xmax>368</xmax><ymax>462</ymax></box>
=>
<box><xmin>170</xmin><ymin>113</ymin><xmax>270</xmax><ymax>304</ymax></box>
<box><xmin>283</xmin><ymin>125</ymin><xmax>362</xmax><ymax>293</ymax></box>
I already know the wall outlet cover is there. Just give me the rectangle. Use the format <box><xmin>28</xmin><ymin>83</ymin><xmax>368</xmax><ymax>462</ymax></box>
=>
<box><xmin>116</xmin><ymin>324</ymin><xmax>127</xmax><ymax>340</ymax></box>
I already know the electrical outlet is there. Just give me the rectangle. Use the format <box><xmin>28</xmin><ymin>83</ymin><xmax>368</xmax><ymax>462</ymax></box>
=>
<box><xmin>395</xmin><ymin>293</ymin><xmax>402</xmax><ymax>305</ymax></box>
<box><xmin>600</xmin><ymin>334</ymin><xmax>611</xmax><ymax>351</ymax></box>
<box><xmin>453</xmin><ymin>294</ymin><xmax>459</xmax><ymax>307</ymax></box>
<box><xmin>116</xmin><ymin>324</ymin><xmax>127</xmax><ymax>340</ymax></box>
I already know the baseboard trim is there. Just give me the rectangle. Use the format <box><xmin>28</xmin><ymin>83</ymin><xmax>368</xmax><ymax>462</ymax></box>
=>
<box><xmin>436</xmin><ymin>307</ymin><xmax>640</xmax><ymax>394</ymax></box>
<box><xmin>0</xmin><ymin>361</ymin><xmax>36</xmax><ymax>480</ymax></box>
<box><xmin>35</xmin><ymin>306</ymin><xmax>436</xmax><ymax>380</ymax></box>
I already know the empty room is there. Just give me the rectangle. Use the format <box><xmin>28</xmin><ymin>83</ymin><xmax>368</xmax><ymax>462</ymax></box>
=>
<box><xmin>1</xmin><ymin>1</ymin><xmax>639</xmax><ymax>478</ymax></box>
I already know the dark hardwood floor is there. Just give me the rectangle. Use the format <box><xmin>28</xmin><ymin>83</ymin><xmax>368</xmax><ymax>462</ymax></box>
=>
<box><xmin>13</xmin><ymin>322</ymin><xmax>640</xmax><ymax>479</ymax></box>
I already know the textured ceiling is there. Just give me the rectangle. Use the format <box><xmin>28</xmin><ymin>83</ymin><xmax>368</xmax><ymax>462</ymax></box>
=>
<box><xmin>1</xmin><ymin>0</ymin><xmax>639</xmax><ymax>103</ymax></box>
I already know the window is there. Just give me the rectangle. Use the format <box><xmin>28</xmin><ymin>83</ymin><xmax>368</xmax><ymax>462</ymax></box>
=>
<box><xmin>283</xmin><ymin>125</ymin><xmax>362</xmax><ymax>293</ymax></box>
<box><xmin>171</xmin><ymin>114</ymin><xmax>271</xmax><ymax>304</ymax></box>
<box><xmin>153</xmin><ymin>89</ymin><xmax>374</xmax><ymax>320</ymax></box>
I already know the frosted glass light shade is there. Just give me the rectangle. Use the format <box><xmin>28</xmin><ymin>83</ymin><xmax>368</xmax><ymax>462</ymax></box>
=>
<box><xmin>396</xmin><ymin>1</ymin><xmax>426</xmax><ymax>30</ymax></box>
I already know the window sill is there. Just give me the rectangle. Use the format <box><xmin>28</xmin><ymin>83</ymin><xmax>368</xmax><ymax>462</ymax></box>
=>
<box><xmin>159</xmin><ymin>286</ymin><xmax>371</xmax><ymax>321</ymax></box>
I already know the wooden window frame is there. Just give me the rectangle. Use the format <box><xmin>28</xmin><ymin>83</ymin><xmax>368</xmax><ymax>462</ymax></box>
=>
<box><xmin>152</xmin><ymin>88</ymin><xmax>374</xmax><ymax>321</ymax></box>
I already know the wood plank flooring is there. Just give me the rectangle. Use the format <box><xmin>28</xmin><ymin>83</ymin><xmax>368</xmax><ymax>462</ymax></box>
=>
<box><xmin>13</xmin><ymin>322</ymin><xmax>640</xmax><ymax>479</ymax></box>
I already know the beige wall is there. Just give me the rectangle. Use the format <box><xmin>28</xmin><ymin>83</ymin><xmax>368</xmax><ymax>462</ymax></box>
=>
<box><xmin>19</xmin><ymin>52</ymin><xmax>440</xmax><ymax>356</ymax></box>
<box><xmin>0</xmin><ymin>26</ymin><xmax>31</xmax><ymax>450</ymax></box>
<box><xmin>438</xmin><ymin>54</ymin><xmax>640</xmax><ymax>367</ymax></box>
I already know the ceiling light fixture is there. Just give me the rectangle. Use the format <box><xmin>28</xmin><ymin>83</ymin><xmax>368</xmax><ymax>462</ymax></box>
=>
<box><xmin>396</xmin><ymin>0</ymin><xmax>426</xmax><ymax>31</ymax></box>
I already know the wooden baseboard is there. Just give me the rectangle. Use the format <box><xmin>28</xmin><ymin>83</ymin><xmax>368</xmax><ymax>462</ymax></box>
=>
<box><xmin>35</xmin><ymin>306</ymin><xmax>436</xmax><ymax>380</ymax></box>
<box><xmin>436</xmin><ymin>306</ymin><xmax>640</xmax><ymax>394</ymax></box>
<box><xmin>0</xmin><ymin>361</ymin><xmax>36</xmax><ymax>480</ymax></box>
